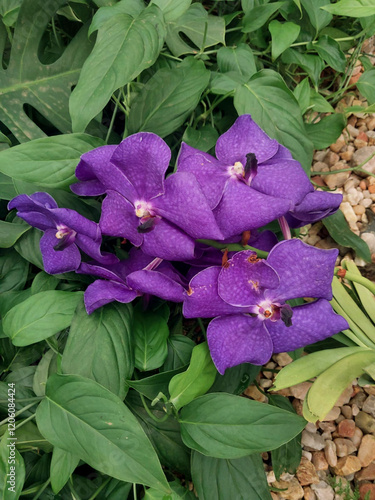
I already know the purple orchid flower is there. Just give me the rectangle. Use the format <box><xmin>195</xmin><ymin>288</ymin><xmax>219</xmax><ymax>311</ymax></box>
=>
<box><xmin>71</xmin><ymin>133</ymin><xmax>224</xmax><ymax>261</ymax></box>
<box><xmin>77</xmin><ymin>248</ymin><xmax>186</xmax><ymax>314</ymax></box>
<box><xmin>286</xmin><ymin>190</ymin><xmax>343</xmax><ymax>228</ymax></box>
<box><xmin>183</xmin><ymin>239</ymin><xmax>348</xmax><ymax>374</ymax></box>
<box><xmin>8</xmin><ymin>192</ymin><xmax>117</xmax><ymax>275</ymax></box>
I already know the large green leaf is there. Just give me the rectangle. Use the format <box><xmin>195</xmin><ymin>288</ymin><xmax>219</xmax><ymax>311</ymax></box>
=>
<box><xmin>269</xmin><ymin>20</ymin><xmax>300</xmax><ymax>61</ymax></box>
<box><xmin>144</xmin><ymin>481</ymin><xmax>195</xmax><ymax>500</ymax></box>
<box><xmin>217</xmin><ymin>44</ymin><xmax>257</xmax><ymax>80</ymax></box>
<box><xmin>300</xmin><ymin>0</ymin><xmax>332</xmax><ymax>32</ymax></box>
<box><xmin>242</xmin><ymin>2</ymin><xmax>284</xmax><ymax>33</ymax></box>
<box><xmin>50</xmin><ymin>448</ymin><xmax>80</xmax><ymax>494</ymax></box>
<box><xmin>314</xmin><ymin>35</ymin><xmax>346</xmax><ymax>73</ymax></box>
<box><xmin>0</xmin><ymin>134</ymin><xmax>104</xmax><ymax>189</ymax></box>
<box><xmin>305</xmin><ymin>113</ymin><xmax>346</xmax><ymax>149</ymax></box>
<box><xmin>0</xmin><ymin>0</ymin><xmax>93</xmax><ymax>142</ymax></box>
<box><xmin>191</xmin><ymin>451</ymin><xmax>272</xmax><ymax>500</ymax></box>
<box><xmin>162</xmin><ymin>334</ymin><xmax>195</xmax><ymax>371</ymax></box>
<box><xmin>36</xmin><ymin>374</ymin><xmax>169</xmax><ymax>492</ymax></box>
<box><xmin>0</xmin><ymin>221</ymin><xmax>30</xmax><ymax>248</ymax></box>
<box><xmin>357</xmin><ymin>68</ymin><xmax>375</xmax><ymax>105</ymax></box>
<box><xmin>3</xmin><ymin>290</ymin><xmax>83</xmax><ymax>346</ymax></box>
<box><xmin>33</xmin><ymin>349</ymin><xmax>58</xmax><ymax>396</ymax></box>
<box><xmin>179</xmin><ymin>393</ymin><xmax>306</xmax><ymax>459</ymax></box>
<box><xmin>0</xmin><ymin>431</ymin><xmax>25</xmax><ymax>500</ymax></box>
<box><xmin>282</xmin><ymin>49</ymin><xmax>324</xmax><ymax>88</ymax></box>
<box><xmin>89</xmin><ymin>0</ymin><xmax>146</xmax><ymax>34</ymax></box>
<box><xmin>0</xmin><ymin>249</ymin><xmax>28</xmax><ymax>293</ymax></box>
<box><xmin>127</xmin><ymin>58</ymin><xmax>209</xmax><ymax>137</ymax></box>
<box><xmin>70</xmin><ymin>5</ymin><xmax>165</xmax><ymax>132</ymax></box>
<box><xmin>322</xmin><ymin>0</ymin><xmax>375</xmax><ymax>17</ymax></box>
<box><xmin>62</xmin><ymin>301</ymin><xmax>134</xmax><ymax>399</ymax></box>
<box><xmin>234</xmin><ymin>69</ymin><xmax>313</xmax><ymax>172</ymax></box>
<box><xmin>126</xmin><ymin>366</ymin><xmax>187</xmax><ymax>401</ymax></box>
<box><xmin>150</xmin><ymin>0</ymin><xmax>191</xmax><ymax>21</ymax></box>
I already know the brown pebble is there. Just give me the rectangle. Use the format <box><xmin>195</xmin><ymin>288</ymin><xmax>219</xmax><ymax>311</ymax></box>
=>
<box><xmin>340</xmin><ymin>149</ymin><xmax>354</xmax><ymax>161</ymax></box>
<box><xmin>332</xmin><ymin>455</ymin><xmax>362</xmax><ymax>476</ymax></box>
<box><xmin>324</xmin><ymin>440</ymin><xmax>337</xmax><ymax>467</ymax></box>
<box><xmin>334</xmin><ymin>437</ymin><xmax>357</xmax><ymax>457</ymax></box>
<box><xmin>292</xmin><ymin>398</ymin><xmax>304</xmax><ymax>416</ymax></box>
<box><xmin>303</xmin><ymin>486</ymin><xmax>316</xmax><ymax>500</ymax></box>
<box><xmin>368</xmin><ymin>118</ymin><xmax>375</xmax><ymax>130</ymax></box>
<box><xmin>244</xmin><ymin>384</ymin><xmax>267</xmax><ymax>402</ymax></box>
<box><xmin>369</xmin><ymin>185</ymin><xmax>375</xmax><ymax>194</ymax></box>
<box><xmin>330</xmin><ymin>136</ymin><xmax>346</xmax><ymax>153</ymax></box>
<box><xmin>312</xmin><ymin>451</ymin><xmax>329</xmax><ymax>471</ymax></box>
<box><xmin>354</xmin><ymin>205</ymin><xmax>366</xmax><ymax>215</ymax></box>
<box><xmin>311</xmin><ymin>176</ymin><xmax>326</xmax><ymax>187</ymax></box>
<box><xmin>322</xmin><ymin>406</ymin><xmax>341</xmax><ymax>421</ymax></box>
<box><xmin>348</xmin><ymin>115</ymin><xmax>358</xmax><ymax>127</ymax></box>
<box><xmin>358</xmin><ymin>434</ymin><xmax>375</xmax><ymax>467</ymax></box>
<box><xmin>356</xmin><ymin>461</ymin><xmax>375</xmax><ymax>481</ymax></box>
<box><xmin>337</xmin><ymin>419</ymin><xmax>356</xmax><ymax>438</ymax></box>
<box><xmin>290</xmin><ymin>382</ymin><xmax>313</xmax><ymax>400</ymax></box>
<box><xmin>296</xmin><ymin>456</ymin><xmax>320</xmax><ymax>486</ymax></box>
<box><xmin>325</xmin><ymin>151</ymin><xmax>340</xmax><ymax>166</ymax></box>
<box><xmin>272</xmin><ymin>478</ymin><xmax>304</xmax><ymax>500</ymax></box>
<box><xmin>359</xmin><ymin>483</ymin><xmax>375</xmax><ymax>500</ymax></box>
<box><xmin>359</xmin><ymin>180</ymin><xmax>368</xmax><ymax>190</ymax></box>
<box><xmin>341</xmin><ymin>405</ymin><xmax>352</xmax><ymax>419</ymax></box>
<box><xmin>358</xmin><ymin>131</ymin><xmax>369</xmax><ymax>142</ymax></box>
<box><xmin>354</xmin><ymin>139</ymin><xmax>368</xmax><ymax>149</ymax></box>
<box><xmin>350</xmin><ymin>426</ymin><xmax>363</xmax><ymax>448</ymax></box>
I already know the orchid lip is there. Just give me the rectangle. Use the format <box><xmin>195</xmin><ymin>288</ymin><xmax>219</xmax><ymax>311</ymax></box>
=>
<box><xmin>54</xmin><ymin>224</ymin><xmax>77</xmax><ymax>251</ymax></box>
<box><xmin>134</xmin><ymin>200</ymin><xmax>153</xmax><ymax>219</ymax></box>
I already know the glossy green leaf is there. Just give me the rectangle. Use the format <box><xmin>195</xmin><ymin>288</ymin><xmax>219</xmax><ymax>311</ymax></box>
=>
<box><xmin>282</xmin><ymin>49</ymin><xmax>324</xmax><ymax>88</ymax></box>
<box><xmin>293</xmin><ymin>78</ymin><xmax>311</xmax><ymax>114</ymax></box>
<box><xmin>305</xmin><ymin>113</ymin><xmax>346</xmax><ymax>149</ymax></box>
<box><xmin>169</xmin><ymin>342</ymin><xmax>217</xmax><ymax>411</ymax></box>
<box><xmin>144</xmin><ymin>480</ymin><xmax>195</xmax><ymax>500</ymax></box>
<box><xmin>300</xmin><ymin>0</ymin><xmax>332</xmax><ymax>32</ymax></box>
<box><xmin>126</xmin><ymin>366</ymin><xmax>187</xmax><ymax>401</ymax></box>
<box><xmin>150</xmin><ymin>0</ymin><xmax>191</xmax><ymax>21</ymax></box>
<box><xmin>0</xmin><ymin>0</ymin><xmax>22</xmax><ymax>27</ymax></box>
<box><xmin>269</xmin><ymin>20</ymin><xmax>300</xmax><ymax>61</ymax></box>
<box><xmin>209</xmin><ymin>363</ymin><xmax>261</xmax><ymax>395</ymax></box>
<box><xmin>210</xmin><ymin>72</ymin><xmax>244</xmax><ymax>95</ymax></box>
<box><xmin>36</xmin><ymin>374</ymin><xmax>169</xmax><ymax>492</ymax></box>
<box><xmin>50</xmin><ymin>448</ymin><xmax>80</xmax><ymax>494</ymax></box>
<box><xmin>3</xmin><ymin>290</ymin><xmax>83</xmax><ymax>346</ymax></box>
<box><xmin>343</xmin><ymin>260</ymin><xmax>375</xmax><ymax>323</ymax></box>
<box><xmin>314</xmin><ymin>36</ymin><xmax>347</xmax><ymax>72</ymax></box>
<box><xmin>0</xmin><ymin>289</ymin><xmax>32</xmax><ymax>317</ymax></box>
<box><xmin>179</xmin><ymin>393</ymin><xmax>306</xmax><ymax>459</ymax></box>
<box><xmin>166</xmin><ymin>4</ymin><xmax>225</xmax><ymax>56</ymax></box>
<box><xmin>0</xmin><ymin>249</ymin><xmax>29</xmax><ymax>293</ymax></box>
<box><xmin>234</xmin><ymin>69</ymin><xmax>313</xmax><ymax>172</ymax></box>
<box><xmin>357</xmin><ymin>69</ymin><xmax>375</xmax><ymax>105</ymax></box>
<box><xmin>89</xmin><ymin>0</ymin><xmax>146</xmax><ymax>35</ymax></box>
<box><xmin>0</xmin><ymin>430</ymin><xmax>25</xmax><ymax>499</ymax></box>
<box><xmin>62</xmin><ymin>301</ymin><xmax>134</xmax><ymax>399</ymax></box>
<box><xmin>127</xmin><ymin>58</ymin><xmax>210</xmax><ymax>137</ymax></box>
<box><xmin>217</xmin><ymin>44</ymin><xmax>257</xmax><ymax>79</ymax></box>
<box><xmin>242</xmin><ymin>3</ymin><xmax>284</xmax><ymax>33</ymax></box>
<box><xmin>182</xmin><ymin>125</ymin><xmax>219</xmax><ymax>152</ymax></box>
<box><xmin>13</xmin><ymin>420</ymin><xmax>53</xmax><ymax>453</ymax></box>
<box><xmin>322</xmin><ymin>0</ymin><xmax>375</xmax><ymax>17</ymax></box>
<box><xmin>323</xmin><ymin>210</ymin><xmax>371</xmax><ymax>262</ymax></box>
<box><xmin>0</xmin><ymin>221</ymin><xmax>30</xmax><ymax>248</ymax></box>
<box><xmin>70</xmin><ymin>5</ymin><xmax>165</xmax><ymax>132</ymax></box>
<box><xmin>0</xmin><ymin>134</ymin><xmax>104</xmax><ymax>189</ymax></box>
<box><xmin>33</xmin><ymin>350</ymin><xmax>58</xmax><ymax>397</ymax></box>
<box><xmin>191</xmin><ymin>451</ymin><xmax>272</xmax><ymax>500</ymax></box>
<box><xmin>14</xmin><ymin>227</ymin><xmax>43</xmax><ymax>269</ymax></box>
<box><xmin>309</xmin><ymin>89</ymin><xmax>334</xmax><ymax>113</ymax></box>
<box><xmin>31</xmin><ymin>272</ymin><xmax>59</xmax><ymax>295</ymax></box>
<box><xmin>162</xmin><ymin>334</ymin><xmax>195</xmax><ymax>371</ymax></box>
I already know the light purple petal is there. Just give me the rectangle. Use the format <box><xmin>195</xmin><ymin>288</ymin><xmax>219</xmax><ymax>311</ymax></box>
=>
<box><xmin>272</xmin><ymin>144</ymin><xmax>293</xmax><ymax>160</ymax></box>
<box><xmin>77</xmin><ymin>261</ymin><xmax>126</xmax><ymax>282</ymax></box>
<box><xmin>250</xmin><ymin>230</ymin><xmax>279</xmax><ymax>252</ymax></box>
<box><xmin>8</xmin><ymin>193</ymin><xmax>56</xmax><ymax>229</ymax></box>
<box><xmin>40</xmin><ymin>229</ymin><xmax>81</xmax><ymax>274</ymax></box>
<box><xmin>215</xmin><ymin>115</ymin><xmax>279</xmax><ymax>166</ymax></box>
<box><xmin>213</xmin><ymin>180</ymin><xmax>291</xmax><ymax>238</ymax></box>
<box><xmin>100</xmin><ymin>191</ymin><xmax>143</xmax><ymax>246</ymax></box>
<box><xmin>153</xmin><ymin>172</ymin><xmax>223</xmax><ymax>240</ymax></box>
<box><xmin>218</xmin><ymin>251</ymin><xmax>279</xmax><ymax>307</ymax></box>
<box><xmin>251</xmin><ymin>159</ymin><xmax>313</xmax><ymax>207</ymax></box>
<box><xmin>84</xmin><ymin>280</ymin><xmax>138</xmax><ymax>314</ymax></box>
<box><xmin>266</xmin><ymin>239</ymin><xmax>338</xmax><ymax>302</ymax></box>
<box><xmin>183</xmin><ymin>267</ymin><xmax>246</xmax><ymax>318</ymax></box>
<box><xmin>13</xmin><ymin>211</ymin><xmax>54</xmax><ymax>231</ymax></box>
<box><xmin>267</xmin><ymin>299</ymin><xmax>349</xmax><ymax>352</ymax></box>
<box><xmin>50</xmin><ymin>208</ymin><xmax>99</xmax><ymax>240</ymax></box>
<box><xmin>287</xmin><ymin>191</ymin><xmax>343</xmax><ymax>228</ymax></box>
<box><xmin>126</xmin><ymin>270</ymin><xmax>185</xmax><ymax>302</ymax></box>
<box><xmin>207</xmin><ymin>314</ymin><xmax>273</xmax><ymax>374</ymax></box>
<box><xmin>70</xmin><ymin>179</ymin><xmax>106</xmax><ymax>196</ymax></box>
<box><xmin>111</xmin><ymin>133</ymin><xmax>171</xmax><ymax>200</ymax></box>
<box><xmin>75</xmin><ymin>145</ymin><xmax>117</xmax><ymax>181</ymax></box>
<box><xmin>75</xmin><ymin>234</ymin><xmax>118</xmax><ymax>265</ymax></box>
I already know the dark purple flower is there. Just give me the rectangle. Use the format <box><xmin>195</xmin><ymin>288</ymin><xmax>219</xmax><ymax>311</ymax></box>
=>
<box><xmin>71</xmin><ymin>133</ymin><xmax>224</xmax><ymax>261</ymax></box>
<box><xmin>78</xmin><ymin>248</ymin><xmax>186</xmax><ymax>314</ymax></box>
<box><xmin>8</xmin><ymin>192</ymin><xmax>117</xmax><ymax>275</ymax></box>
<box><xmin>183</xmin><ymin>239</ymin><xmax>348</xmax><ymax>374</ymax></box>
<box><xmin>286</xmin><ymin>190</ymin><xmax>343</xmax><ymax>228</ymax></box>
<box><xmin>177</xmin><ymin>115</ymin><xmax>313</xmax><ymax>237</ymax></box>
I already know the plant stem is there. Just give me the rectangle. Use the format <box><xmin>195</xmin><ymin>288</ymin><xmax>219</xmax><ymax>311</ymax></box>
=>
<box><xmin>0</xmin><ymin>401</ymin><xmax>39</xmax><ymax>427</ymax></box>
<box><xmin>15</xmin><ymin>412</ymin><xmax>36</xmax><ymax>430</ymax></box>
<box><xmin>87</xmin><ymin>477</ymin><xmax>111</xmax><ymax>500</ymax></box>
<box><xmin>139</xmin><ymin>392</ymin><xmax>170</xmax><ymax>423</ymax></box>
<box><xmin>197</xmin><ymin>239</ymin><xmax>269</xmax><ymax>258</ymax></box>
<box><xmin>32</xmin><ymin>479</ymin><xmax>51</xmax><ymax>500</ymax></box>
<box><xmin>290</xmin><ymin>36</ymin><xmax>358</xmax><ymax>48</ymax></box>
<box><xmin>335</xmin><ymin>269</ymin><xmax>375</xmax><ymax>295</ymax></box>
<box><xmin>105</xmin><ymin>91</ymin><xmax>120</xmax><ymax>144</ymax></box>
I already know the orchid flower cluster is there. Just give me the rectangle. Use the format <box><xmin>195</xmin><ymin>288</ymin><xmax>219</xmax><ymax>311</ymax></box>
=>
<box><xmin>8</xmin><ymin>115</ymin><xmax>349</xmax><ymax>373</ymax></box>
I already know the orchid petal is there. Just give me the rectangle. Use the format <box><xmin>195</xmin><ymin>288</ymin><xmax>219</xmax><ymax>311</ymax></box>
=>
<box><xmin>40</xmin><ymin>229</ymin><xmax>81</xmax><ymax>274</ymax></box>
<box><xmin>126</xmin><ymin>270</ymin><xmax>185</xmax><ymax>302</ymax></box>
<box><xmin>75</xmin><ymin>234</ymin><xmax>118</xmax><ymax>265</ymax></box>
<box><xmin>70</xmin><ymin>179</ymin><xmax>106</xmax><ymax>196</ymax></box>
<box><xmin>287</xmin><ymin>191</ymin><xmax>343</xmax><ymax>228</ymax></box>
<box><xmin>50</xmin><ymin>208</ymin><xmax>99</xmax><ymax>240</ymax></box>
<box><xmin>84</xmin><ymin>280</ymin><xmax>138</xmax><ymax>314</ymax></box>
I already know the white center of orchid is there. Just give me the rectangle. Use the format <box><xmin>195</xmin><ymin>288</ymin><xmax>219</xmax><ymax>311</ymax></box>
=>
<box><xmin>135</xmin><ymin>201</ymin><xmax>152</xmax><ymax>219</ymax></box>
<box><xmin>55</xmin><ymin>224</ymin><xmax>71</xmax><ymax>239</ymax></box>
<box><xmin>257</xmin><ymin>300</ymin><xmax>274</xmax><ymax>321</ymax></box>
<box><xmin>227</xmin><ymin>161</ymin><xmax>244</xmax><ymax>178</ymax></box>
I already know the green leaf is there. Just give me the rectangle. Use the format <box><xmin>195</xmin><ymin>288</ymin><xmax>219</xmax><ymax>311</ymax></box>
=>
<box><xmin>234</xmin><ymin>69</ymin><xmax>314</xmax><ymax>173</ymax></box>
<box><xmin>191</xmin><ymin>451</ymin><xmax>272</xmax><ymax>500</ymax></box>
<box><xmin>50</xmin><ymin>448</ymin><xmax>80</xmax><ymax>494</ymax></box>
<box><xmin>179</xmin><ymin>393</ymin><xmax>306</xmax><ymax>459</ymax></box>
<box><xmin>150</xmin><ymin>0</ymin><xmax>191</xmax><ymax>21</ymax></box>
<box><xmin>293</xmin><ymin>78</ymin><xmax>311</xmax><ymax>114</ymax></box>
<box><xmin>217</xmin><ymin>44</ymin><xmax>257</xmax><ymax>79</ymax></box>
<box><xmin>314</xmin><ymin>36</ymin><xmax>347</xmax><ymax>73</ymax></box>
<box><xmin>133</xmin><ymin>305</ymin><xmax>169</xmax><ymax>371</ymax></box>
<box><xmin>309</xmin><ymin>89</ymin><xmax>335</xmax><ymax>113</ymax></box>
<box><xmin>144</xmin><ymin>481</ymin><xmax>195</xmax><ymax>500</ymax></box>
<box><xmin>3</xmin><ymin>290</ymin><xmax>83</xmax><ymax>346</ymax></box>
<box><xmin>0</xmin><ymin>431</ymin><xmax>25</xmax><ymax>499</ymax></box>
<box><xmin>14</xmin><ymin>227</ymin><xmax>43</xmax><ymax>269</ymax></box>
<box><xmin>169</xmin><ymin>342</ymin><xmax>217</xmax><ymax>411</ymax></box>
<box><xmin>62</xmin><ymin>301</ymin><xmax>134</xmax><ymax>399</ymax></box>
<box><xmin>126</xmin><ymin>366</ymin><xmax>187</xmax><ymax>401</ymax></box>
<box><xmin>209</xmin><ymin>363</ymin><xmax>261</xmax><ymax>395</ymax></box>
<box><xmin>242</xmin><ymin>3</ymin><xmax>284</xmax><ymax>33</ymax></box>
<box><xmin>166</xmin><ymin>3</ymin><xmax>225</xmax><ymax>57</ymax></box>
<box><xmin>0</xmin><ymin>220</ymin><xmax>30</xmax><ymax>248</ymax></box>
<box><xmin>31</xmin><ymin>272</ymin><xmax>59</xmax><ymax>295</ymax></box>
<box><xmin>305</xmin><ymin>113</ymin><xmax>346</xmax><ymax>149</ymax></box>
<box><xmin>0</xmin><ymin>249</ymin><xmax>29</xmax><ymax>293</ymax></box>
<box><xmin>300</xmin><ymin>0</ymin><xmax>332</xmax><ymax>32</ymax></box>
<box><xmin>0</xmin><ymin>0</ymin><xmax>22</xmax><ymax>27</ymax></box>
<box><xmin>0</xmin><ymin>134</ymin><xmax>104</xmax><ymax>189</ymax></box>
<box><xmin>162</xmin><ymin>334</ymin><xmax>195</xmax><ymax>371</ymax></box>
<box><xmin>269</xmin><ymin>20</ymin><xmax>300</xmax><ymax>61</ymax></box>
<box><xmin>36</xmin><ymin>374</ymin><xmax>169</xmax><ymax>492</ymax></box>
<box><xmin>282</xmin><ymin>49</ymin><xmax>324</xmax><ymax>88</ymax></box>
<box><xmin>33</xmin><ymin>349</ymin><xmax>58</xmax><ymax>396</ymax></box>
<box><xmin>322</xmin><ymin>0</ymin><xmax>375</xmax><ymax>17</ymax></box>
<box><xmin>13</xmin><ymin>420</ymin><xmax>53</xmax><ymax>453</ymax></box>
<box><xmin>127</xmin><ymin>58</ymin><xmax>210</xmax><ymax>137</ymax></box>
<box><xmin>0</xmin><ymin>289</ymin><xmax>32</xmax><ymax>317</ymax></box>
<box><xmin>323</xmin><ymin>210</ymin><xmax>371</xmax><ymax>262</ymax></box>
<box><xmin>70</xmin><ymin>5</ymin><xmax>165</xmax><ymax>132</ymax></box>
<box><xmin>182</xmin><ymin>125</ymin><xmax>219</xmax><ymax>152</ymax></box>
<box><xmin>343</xmin><ymin>260</ymin><xmax>375</xmax><ymax>323</ymax></box>
<box><xmin>305</xmin><ymin>350</ymin><xmax>375</xmax><ymax>421</ymax></box>
<box><xmin>210</xmin><ymin>72</ymin><xmax>244</xmax><ymax>95</ymax></box>
<box><xmin>89</xmin><ymin>0</ymin><xmax>146</xmax><ymax>35</ymax></box>
<box><xmin>357</xmin><ymin>68</ymin><xmax>375</xmax><ymax>105</ymax></box>
<box><xmin>0</xmin><ymin>0</ymin><xmax>93</xmax><ymax>142</ymax></box>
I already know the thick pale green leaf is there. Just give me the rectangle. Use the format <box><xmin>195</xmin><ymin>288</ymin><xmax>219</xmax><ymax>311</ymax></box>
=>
<box><xmin>343</xmin><ymin>260</ymin><xmax>375</xmax><ymax>323</ymax></box>
<box><xmin>89</xmin><ymin>0</ymin><xmax>146</xmax><ymax>35</ymax></box>
<box><xmin>0</xmin><ymin>220</ymin><xmax>30</xmax><ymax>248</ymax></box>
<box><xmin>33</xmin><ymin>350</ymin><xmax>58</xmax><ymax>396</ymax></box>
<box><xmin>300</xmin><ymin>0</ymin><xmax>332</xmax><ymax>32</ymax></box>
<box><xmin>191</xmin><ymin>451</ymin><xmax>272</xmax><ymax>500</ymax></box>
<box><xmin>0</xmin><ymin>431</ymin><xmax>25</xmax><ymax>499</ymax></box>
<box><xmin>314</xmin><ymin>36</ymin><xmax>346</xmax><ymax>73</ymax></box>
<box><xmin>323</xmin><ymin>210</ymin><xmax>371</xmax><ymax>262</ymax></box>
<box><xmin>127</xmin><ymin>58</ymin><xmax>209</xmax><ymax>137</ymax></box>
<box><xmin>126</xmin><ymin>366</ymin><xmax>187</xmax><ymax>401</ymax></box>
<box><xmin>0</xmin><ymin>249</ymin><xmax>28</xmax><ymax>293</ymax></box>
<box><xmin>242</xmin><ymin>3</ymin><xmax>284</xmax><ymax>33</ymax></box>
<box><xmin>151</xmin><ymin>0</ymin><xmax>191</xmax><ymax>21</ymax></box>
<box><xmin>357</xmin><ymin>68</ymin><xmax>375</xmax><ymax>105</ymax></box>
<box><xmin>144</xmin><ymin>481</ymin><xmax>195</xmax><ymax>499</ymax></box>
<box><xmin>305</xmin><ymin>350</ymin><xmax>375</xmax><ymax>421</ymax></box>
<box><xmin>50</xmin><ymin>448</ymin><xmax>80</xmax><ymax>494</ymax></box>
<box><xmin>282</xmin><ymin>49</ymin><xmax>324</xmax><ymax>88</ymax></box>
<box><xmin>217</xmin><ymin>44</ymin><xmax>257</xmax><ymax>79</ymax></box>
<box><xmin>0</xmin><ymin>0</ymin><xmax>93</xmax><ymax>142</ymax></box>
<box><xmin>70</xmin><ymin>6</ymin><xmax>165</xmax><ymax>132</ymax></box>
<box><xmin>62</xmin><ymin>301</ymin><xmax>134</xmax><ymax>399</ymax></box>
<box><xmin>305</xmin><ymin>113</ymin><xmax>346</xmax><ymax>149</ymax></box>
<box><xmin>169</xmin><ymin>342</ymin><xmax>217</xmax><ymax>411</ymax></box>
<box><xmin>269</xmin><ymin>20</ymin><xmax>300</xmax><ymax>60</ymax></box>
<box><xmin>0</xmin><ymin>134</ymin><xmax>104</xmax><ymax>189</ymax></box>
<box><xmin>162</xmin><ymin>334</ymin><xmax>195</xmax><ymax>371</ymax></box>
<box><xmin>322</xmin><ymin>0</ymin><xmax>375</xmax><ymax>17</ymax></box>
<box><xmin>234</xmin><ymin>69</ymin><xmax>313</xmax><ymax>172</ymax></box>
<box><xmin>182</xmin><ymin>125</ymin><xmax>218</xmax><ymax>152</ymax></box>
<box><xmin>36</xmin><ymin>374</ymin><xmax>169</xmax><ymax>492</ymax></box>
<box><xmin>3</xmin><ymin>290</ymin><xmax>83</xmax><ymax>346</ymax></box>
<box><xmin>166</xmin><ymin>4</ymin><xmax>225</xmax><ymax>57</ymax></box>
<box><xmin>133</xmin><ymin>305</ymin><xmax>169</xmax><ymax>371</ymax></box>
<box><xmin>179</xmin><ymin>393</ymin><xmax>306</xmax><ymax>459</ymax></box>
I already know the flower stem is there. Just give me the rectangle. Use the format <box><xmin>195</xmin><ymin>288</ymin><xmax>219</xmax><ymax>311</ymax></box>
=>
<box><xmin>197</xmin><ymin>239</ymin><xmax>269</xmax><ymax>258</ymax></box>
<box><xmin>335</xmin><ymin>268</ymin><xmax>375</xmax><ymax>295</ymax></box>
<box><xmin>278</xmin><ymin>216</ymin><xmax>292</xmax><ymax>240</ymax></box>
<box><xmin>139</xmin><ymin>392</ymin><xmax>170</xmax><ymax>423</ymax></box>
